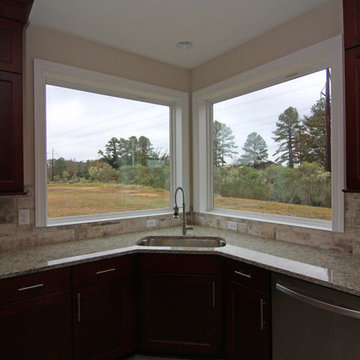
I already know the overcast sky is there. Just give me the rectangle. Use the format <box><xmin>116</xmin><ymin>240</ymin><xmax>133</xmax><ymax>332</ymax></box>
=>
<box><xmin>46</xmin><ymin>85</ymin><xmax>170</xmax><ymax>161</ymax></box>
<box><xmin>47</xmin><ymin>69</ymin><xmax>327</xmax><ymax>163</ymax></box>
<box><xmin>213</xmin><ymin>69</ymin><xmax>328</xmax><ymax>163</ymax></box>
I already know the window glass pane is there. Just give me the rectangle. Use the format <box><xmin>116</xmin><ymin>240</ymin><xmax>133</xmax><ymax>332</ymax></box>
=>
<box><xmin>213</xmin><ymin>69</ymin><xmax>331</xmax><ymax>220</ymax></box>
<box><xmin>46</xmin><ymin>85</ymin><xmax>170</xmax><ymax>218</ymax></box>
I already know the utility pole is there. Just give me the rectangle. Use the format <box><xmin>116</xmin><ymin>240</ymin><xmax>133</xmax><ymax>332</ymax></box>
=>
<box><xmin>131</xmin><ymin>138</ymin><xmax>135</xmax><ymax>167</ymax></box>
<box><xmin>325</xmin><ymin>68</ymin><xmax>331</xmax><ymax>172</ymax></box>
<box><xmin>51</xmin><ymin>148</ymin><xmax>55</xmax><ymax>181</ymax></box>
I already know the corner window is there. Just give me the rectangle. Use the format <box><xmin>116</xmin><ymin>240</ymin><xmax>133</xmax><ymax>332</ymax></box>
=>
<box><xmin>34</xmin><ymin>60</ymin><xmax>189</xmax><ymax>226</ymax></box>
<box><xmin>212</xmin><ymin>69</ymin><xmax>332</xmax><ymax>221</ymax></box>
<box><xmin>193</xmin><ymin>36</ymin><xmax>344</xmax><ymax>231</ymax></box>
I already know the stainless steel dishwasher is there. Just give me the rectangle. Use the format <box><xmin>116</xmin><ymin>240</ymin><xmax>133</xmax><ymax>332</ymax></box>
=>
<box><xmin>272</xmin><ymin>273</ymin><xmax>360</xmax><ymax>360</ymax></box>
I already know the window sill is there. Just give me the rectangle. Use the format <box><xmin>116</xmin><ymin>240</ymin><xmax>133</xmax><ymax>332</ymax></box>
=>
<box><xmin>205</xmin><ymin>208</ymin><xmax>332</xmax><ymax>232</ymax></box>
<box><xmin>46</xmin><ymin>208</ymin><xmax>173</xmax><ymax>227</ymax></box>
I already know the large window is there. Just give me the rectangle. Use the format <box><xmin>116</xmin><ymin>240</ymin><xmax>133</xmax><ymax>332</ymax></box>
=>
<box><xmin>46</xmin><ymin>85</ymin><xmax>170</xmax><ymax>218</ymax></box>
<box><xmin>193</xmin><ymin>36</ymin><xmax>344</xmax><ymax>231</ymax></box>
<box><xmin>212</xmin><ymin>69</ymin><xmax>332</xmax><ymax>221</ymax></box>
<box><xmin>35</xmin><ymin>60</ymin><xmax>189</xmax><ymax>226</ymax></box>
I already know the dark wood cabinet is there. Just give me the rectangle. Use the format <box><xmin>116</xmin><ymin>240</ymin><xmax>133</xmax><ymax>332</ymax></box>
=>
<box><xmin>223</xmin><ymin>259</ymin><xmax>271</xmax><ymax>360</ymax></box>
<box><xmin>0</xmin><ymin>0</ymin><xmax>33</xmax><ymax>194</ymax></box>
<box><xmin>0</xmin><ymin>252</ymin><xmax>275</xmax><ymax>360</ymax></box>
<box><xmin>72</xmin><ymin>256</ymin><xmax>137</xmax><ymax>360</ymax></box>
<box><xmin>345</xmin><ymin>46</ymin><xmax>360</xmax><ymax>189</ymax></box>
<box><xmin>140</xmin><ymin>254</ymin><xmax>221</xmax><ymax>357</ymax></box>
<box><xmin>0</xmin><ymin>17</ymin><xmax>22</xmax><ymax>73</ymax></box>
<box><xmin>343</xmin><ymin>0</ymin><xmax>360</xmax><ymax>50</ymax></box>
<box><xmin>343</xmin><ymin>0</ymin><xmax>360</xmax><ymax>190</ymax></box>
<box><xmin>0</xmin><ymin>268</ymin><xmax>72</xmax><ymax>360</ymax></box>
<box><xmin>0</xmin><ymin>70</ymin><xmax>23</xmax><ymax>193</ymax></box>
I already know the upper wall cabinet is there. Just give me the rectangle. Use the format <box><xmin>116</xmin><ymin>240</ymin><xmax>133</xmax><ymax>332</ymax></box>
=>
<box><xmin>0</xmin><ymin>18</ymin><xmax>22</xmax><ymax>73</ymax></box>
<box><xmin>343</xmin><ymin>0</ymin><xmax>360</xmax><ymax>190</ymax></box>
<box><xmin>343</xmin><ymin>0</ymin><xmax>360</xmax><ymax>50</ymax></box>
<box><xmin>0</xmin><ymin>0</ymin><xmax>33</xmax><ymax>194</ymax></box>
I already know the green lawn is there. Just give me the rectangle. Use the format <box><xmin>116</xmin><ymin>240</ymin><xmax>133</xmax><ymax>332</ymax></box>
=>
<box><xmin>47</xmin><ymin>183</ymin><xmax>331</xmax><ymax>220</ymax></box>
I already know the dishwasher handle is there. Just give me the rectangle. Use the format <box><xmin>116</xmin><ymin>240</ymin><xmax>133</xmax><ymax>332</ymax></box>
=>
<box><xmin>276</xmin><ymin>283</ymin><xmax>360</xmax><ymax>320</ymax></box>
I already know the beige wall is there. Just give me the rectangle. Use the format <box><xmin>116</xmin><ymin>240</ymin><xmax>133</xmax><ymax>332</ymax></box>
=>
<box><xmin>191</xmin><ymin>0</ymin><xmax>343</xmax><ymax>91</ymax></box>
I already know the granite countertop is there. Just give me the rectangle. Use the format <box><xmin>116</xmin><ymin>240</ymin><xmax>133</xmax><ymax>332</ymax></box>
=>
<box><xmin>1</xmin><ymin>225</ymin><xmax>360</xmax><ymax>296</ymax></box>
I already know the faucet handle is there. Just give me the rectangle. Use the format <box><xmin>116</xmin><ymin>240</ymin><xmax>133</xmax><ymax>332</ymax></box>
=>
<box><xmin>173</xmin><ymin>205</ymin><xmax>180</xmax><ymax>218</ymax></box>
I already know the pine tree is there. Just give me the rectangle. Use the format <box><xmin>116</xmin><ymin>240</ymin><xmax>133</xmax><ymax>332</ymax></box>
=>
<box><xmin>273</xmin><ymin>107</ymin><xmax>301</xmax><ymax>168</ymax></box>
<box><xmin>213</xmin><ymin>120</ymin><xmax>238</xmax><ymax>166</ymax></box>
<box><xmin>239</xmin><ymin>132</ymin><xmax>269</xmax><ymax>168</ymax></box>
<box><xmin>294</xmin><ymin>98</ymin><xmax>327</xmax><ymax>167</ymax></box>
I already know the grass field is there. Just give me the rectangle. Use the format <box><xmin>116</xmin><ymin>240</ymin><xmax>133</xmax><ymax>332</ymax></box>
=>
<box><xmin>47</xmin><ymin>183</ymin><xmax>170</xmax><ymax>217</ymax></box>
<box><xmin>214</xmin><ymin>195</ymin><xmax>331</xmax><ymax>220</ymax></box>
<box><xmin>47</xmin><ymin>183</ymin><xmax>331</xmax><ymax>220</ymax></box>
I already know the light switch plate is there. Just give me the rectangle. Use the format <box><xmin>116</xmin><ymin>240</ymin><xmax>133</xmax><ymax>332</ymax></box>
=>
<box><xmin>18</xmin><ymin>209</ymin><xmax>30</xmax><ymax>225</ymax></box>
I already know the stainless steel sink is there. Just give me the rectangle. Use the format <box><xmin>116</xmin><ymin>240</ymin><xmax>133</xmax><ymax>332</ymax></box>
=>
<box><xmin>136</xmin><ymin>235</ymin><xmax>226</xmax><ymax>247</ymax></box>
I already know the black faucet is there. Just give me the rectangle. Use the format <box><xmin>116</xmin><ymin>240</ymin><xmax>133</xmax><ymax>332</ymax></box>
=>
<box><xmin>173</xmin><ymin>186</ymin><xmax>191</xmax><ymax>235</ymax></box>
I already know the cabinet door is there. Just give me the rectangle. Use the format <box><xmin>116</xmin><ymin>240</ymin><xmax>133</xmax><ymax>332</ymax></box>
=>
<box><xmin>0</xmin><ymin>291</ymin><xmax>72</xmax><ymax>360</ymax></box>
<box><xmin>0</xmin><ymin>70</ymin><xmax>23</xmax><ymax>193</ymax></box>
<box><xmin>73</xmin><ymin>276</ymin><xmax>135</xmax><ymax>360</ymax></box>
<box><xmin>343</xmin><ymin>0</ymin><xmax>360</xmax><ymax>49</ymax></box>
<box><xmin>0</xmin><ymin>18</ymin><xmax>22</xmax><ymax>73</ymax></box>
<box><xmin>345</xmin><ymin>46</ymin><xmax>360</xmax><ymax>190</ymax></box>
<box><xmin>140</xmin><ymin>273</ymin><xmax>220</xmax><ymax>357</ymax></box>
<box><xmin>224</xmin><ymin>279</ymin><xmax>270</xmax><ymax>360</ymax></box>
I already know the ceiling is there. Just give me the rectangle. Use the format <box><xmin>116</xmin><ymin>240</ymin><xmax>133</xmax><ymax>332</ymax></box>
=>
<box><xmin>29</xmin><ymin>0</ymin><xmax>331</xmax><ymax>69</ymax></box>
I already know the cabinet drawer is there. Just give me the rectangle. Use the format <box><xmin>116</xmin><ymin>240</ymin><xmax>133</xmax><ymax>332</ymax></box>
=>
<box><xmin>223</xmin><ymin>258</ymin><xmax>270</xmax><ymax>293</ymax></box>
<box><xmin>0</xmin><ymin>267</ymin><xmax>71</xmax><ymax>304</ymax></box>
<box><xmin>140</xmin><ymin>254</ymin><xmax>219</xmax><ymax>275</ymax></box>
<box><xmin>73</xmin><ymin>255</ymin><xmax>135</xmax><ymax>286</ymax></box>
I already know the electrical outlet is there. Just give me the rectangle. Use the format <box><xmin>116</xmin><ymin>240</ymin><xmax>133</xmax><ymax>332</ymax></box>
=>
<box><xmin>227</xmin><ymin>221</ymin><xmax>237</xmax><ymax>231</ymax></box>
<box><xmin>146</xmin><ymin>219</ymin><xmax>157</xmax><ymax>228</ymax></box>
<box><xmin>18</xmin><ymin>209</ymin><xmax>30</xmax><ymax>226</ymax></box>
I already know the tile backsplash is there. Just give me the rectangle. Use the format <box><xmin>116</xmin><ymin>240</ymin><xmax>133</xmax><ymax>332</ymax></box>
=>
<box><xmin>0</xmin><ymin>186</ymin><xmax>180</xmax><ymax>251</ymax></box>
<box><xmin>194</xmin><ymin>192</ymin><xmax>360</xmax><ymax>255</ymax></box>
<box><xmin>1</xmin><ymin>187</ymin><xmax>360</xmax><ymax>254</ymax></box>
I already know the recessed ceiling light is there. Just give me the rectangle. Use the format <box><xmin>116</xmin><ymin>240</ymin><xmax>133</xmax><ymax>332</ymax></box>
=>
<box><xmin>176</xmin><ymin>41</ymin><xmax>193</xmax><ymax>49</ymax></box>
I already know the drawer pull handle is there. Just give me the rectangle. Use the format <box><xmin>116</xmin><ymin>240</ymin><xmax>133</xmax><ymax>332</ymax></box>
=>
<box><xmin>234</xmin><ymin>270</ymin><xmax>252</xmax><ymax>279</ymax></box>
<box><xmin>77</xmin><ymin>293</ymin><xmax>81</xmax><ymax>323</ymax></box>
<box><xmin>18</xmin><ymin>283</ymin><xmax>44</xmax><ymax>292</ymax></box>
<box><xmin>260</xmin><ymin>299</ymin><xmax>266</xmax><ymax>330</ymax></box>
<box><xmin>212</xmin><ymin>281</ymin><xmax>216</xmax><ymax>308</ymax></box>
<box><xmin>96</xmin><ymin>268</ymin><xmax>116</xmax><ymax>275</ymax></box>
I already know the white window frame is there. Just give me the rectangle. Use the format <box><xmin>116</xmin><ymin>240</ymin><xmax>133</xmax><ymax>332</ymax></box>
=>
<box><xmin>34</xmin><ymin>59</ymin><xmax>189</xmax><ymax>227</ymax></box>
<box><xmin>192</xmin><ymin>36</ymin><xmax>345</xmax><ymax>232</ymax></box>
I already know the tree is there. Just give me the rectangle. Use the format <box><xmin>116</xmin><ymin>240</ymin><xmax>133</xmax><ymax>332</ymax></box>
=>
<box><xmin>239</xmin><ymin>132</ymin><xmax>269</xmax><ymax>168</ymax></box>
<box><xmin>98</xmin><ymin>137</ymin><xmax>120</xmax><ymax>168</ymax></box>
<box><xmin>213</xmin><ymin>120</ymin><xmax>238</xmax><ymax>166</ymax></box>
<box><xmin>99</xmin><ymin>135</ymin><xmax>158</xmax><ymax>168</ymax></box>
<box><xmin>137</xmin><ymin>136</ymin><xmax>155</xmax><ymax>166</ymax></box>
<box><xmin>53</xmin><ymin>157</ymin><xmax>66</xmax><ymax>179</ymax></box>
<box><xmin>273</xmin><ymin>106</ymin><xmax>301</xmax><ymax>168</ymax></box>
<box><xmin>294</xmin><ymin>98</ymin><xmax>327</xmax><ymax>167</ymax></box>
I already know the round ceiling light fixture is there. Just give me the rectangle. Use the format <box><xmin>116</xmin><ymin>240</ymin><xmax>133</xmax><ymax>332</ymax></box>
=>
<box><xmin>176</xmin><ymin>40</ymin><xmax>193</xmax><ymax>49</ymax></box>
